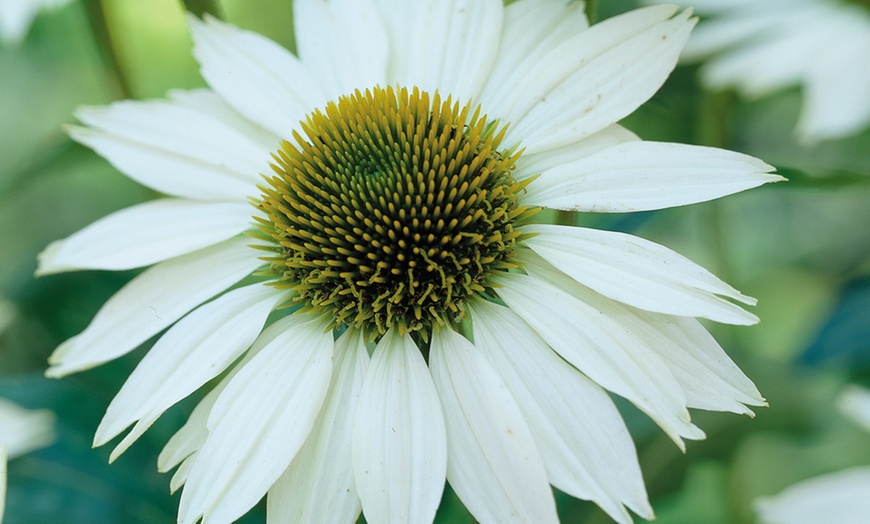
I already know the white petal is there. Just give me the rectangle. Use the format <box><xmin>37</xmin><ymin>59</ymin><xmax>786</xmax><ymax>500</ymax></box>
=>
<box><xmin>493</xmin><ymin>271</ymin><xmax>703</xmax><ymax>448</ymax></box>
<box><xmin>293</xmin><ymin>0</ymin><xmax>388</xmax><ymax>99</ymax></box>
<box><xmin>837</xmin><ymin>386</ymin><xmax>870</xmax><ymax>433</ymax></box>
<box><xmin>430</xmin><ymin>328</ymin><xmax>559</xmax><ymax>524</ymax></box>
<box><xmin>45</xmin><ymin>237</ymin><xmax>262</xmax><ymax>377</ymax></box>
<box><xmin>69</xmin><ymin>90</ymin><xmax>275</xmax><ymax>201</ymax></box>
<box><xmin>479</xmin><ymin>0</ymin><xmax>588</xmax><ymax>113</ymax></box>
<box><xmin>468</xmin><ymin>300</ymin><xmax>653</xmax><ymax>523</ymax></box>
<box><xmin>799</xmin><ymin>23</ymin><xmax>870</xmax><ymax>141</ymax></box>
<box><xmin>187</xmin><ymin>15</ymin><xmax>327</xmax><ymax>139</ymax></box>
<box><xmin>351</xmin><ymin>328</ymin><xmax>446</xmax><ymax>524</ymax></box>
<box><xmin>36</xmin><ymin>199</ymin><xmax>254</xmax><ymax>275</ymax></box>
<box><xmin>756</xmin><ymin>467</ymin><xmax>870</xmax><ymax>524</ymax></box>
<box><xmin>528</xmin><ymin>252</ymin><xmax>764</xmax><ymax>415</ymax></box>
<box><xmin>494</xmin><ymin>6</ymin><xmax>694</xmax><ymax>154</ymax></box>
<box><xmin>522</xmin><ymin>224</ymin><xmax>758</xmax><ymax>325</ymax></box>
<box><xmin>522</xmin><ymin>141</ymin><xmax>781</xmax><ymax>213</ymax></box>
<box><xmin>157</xmin><ymin>317</ymin><xmax>296</xmax><ymax>479</ymax></box>
<box><xmin>94</xmin><ymin>284</ymin><xmax>288</xmax><ymax>460</ymax></box>
<box><xmin>515</xmin><ymin>124</ymin><xmax>639</xmax><ymax>180</ymax></box>
<box><xmin>178</xmin><ymin>314</ymin><xmax>334</xmax><ymax>524</ymax></box>
<box><xmin>0</xmin><ymin>400</ymin><xmax>56</xmax><ymax>458</ymax></box>
<box><xmin>373</xmin><ymin>0</ymin><xmax>503</xmax><ymax>101</ymax></box>
<box><xmin>267</xmin><ymin>328</ymin><xmax>369</xmax><ymax>524</ymax></box>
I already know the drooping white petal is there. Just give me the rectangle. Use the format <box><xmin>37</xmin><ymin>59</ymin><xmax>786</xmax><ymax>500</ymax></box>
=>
<box><xmin>494</xmin><ymin>271</ymin><xmax>703</xmax><ymax>448</ymax></box>
<box><xmin>479</xmin><ymin>0</ymin><xmax>588</xmax><ymax>113</ymax></box>
<box><xmin>157</xmin><ymin>317</ymin><xmax>295</xmax><ymax>486</ymax></box>
<box><xmin>492</xmin><ymin>6</ymin><xmax>694</xmax><ymax>154</ymax></box>
<box><xmin>522</xmin><ymin>224</ymin><xmax>758</xmax><ymax>325</ymax></box>
<box><xmin>351</xmin><ymin>328</ymin><xmax>446</xmax><ymax>524</ymax></box>
<box><xmin>522</xmin><ymin>141</ymin><xmax>781</xmax><ymax>213</ymax></box>
<box><xmin>468</xmin><ymin>300</ymin><xmax>653</xmax><ymax>523</ymax></box>
<box><xmin>94</xmin><ymin>284</ymin><xmax>288</xmax><ymax>460</ymax></box>
<box><xmin>45</xmin><ymin>237</ymin><xmax>262</xmax><ymax>378</ymax></box>
<box><xmin>178</xmin><ymin>314</ymin><xmax>334</xmax><ymax>524</ymax></box>
<box><xmin>755</xmin><ymin>467</ymin><xmax>870</xmax><ymax>524</ymax></box>
<box><xmin>267</xmin><ymin>329</ymin><xmax>369</xmax><ymax>524</ymax></box>
<box><xmin>522</xmin><ymin>252</ymin><xmax>765</xmax><ymax>416</ymax></box>
<box><xmin>36</xmin><ymin>199</ymin><xmax>254</xmax><ymax>275</ymax></box>
<box><xmin>293</xmin><ymin>0</ymin><xmax>388</xmax><ymax>100</ymax></box>
<box><xmin>429</xmin><ymin>328</ymin><xmax>559</xmax><ymax>524</ymax></box>
<box><xmin>187</xmin><ymin>15</ymin><xmax>327</xmax><ymax>139</ymax></box>
<box><xmin>373</xmin><ymin>0</ymin><xmax>503</xmax><ymax>101</ymax></box>
<box><xmin>68</xmin><ymin>90</ymin><xmax>276</xmax><ymax>201</ymax></box>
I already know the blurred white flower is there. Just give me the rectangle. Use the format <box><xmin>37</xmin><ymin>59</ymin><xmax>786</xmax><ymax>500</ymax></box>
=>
<box><xmin>38</xmin><ymin>2</ymin><xmax>779</xmax><ymax>523</ymax></box>
<box><xmin>659</xmin><ymin>0</ymin><xmax>870</xmax><ymax>143</ymax></box>
<box><xmin>0</xmin><ymin>0</ymin><xmax>74</xmax><ymax>46</ymax></box>
<box><xmin>756</xmin><ymin>385</ymin><xmax>870</xmax><ymax>524</ymax></box>
<box><xmin>0</xmin><ymin>399</ymin><xmax>57</xmax><ymax>522</ymax></box>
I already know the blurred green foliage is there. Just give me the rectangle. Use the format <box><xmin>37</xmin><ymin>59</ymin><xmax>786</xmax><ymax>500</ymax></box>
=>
<box><xmin>1</xmin><ymin>1</ymin><xmax>868</xmax><ymax>523</ymax></box>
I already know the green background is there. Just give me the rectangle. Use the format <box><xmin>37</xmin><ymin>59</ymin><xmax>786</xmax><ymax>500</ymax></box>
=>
<box><xmin>2</xmin><ymin>0</ymin><xmax>869</xmax><ymax>522</ymax></box>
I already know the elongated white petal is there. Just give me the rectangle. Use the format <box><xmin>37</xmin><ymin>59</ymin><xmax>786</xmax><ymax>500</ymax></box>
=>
<box><xmin>494</xmin><ymin>271</ymin><xmax>703</xmax><ymax>448</ymax></box>
<box><xmin>373</xmin><ymin>0</ymin><xmax>503</xmax><ymax>101</ymax></box>
<box><xmin>523</xmin><ymin>224</ymin><xmax>758</xmax><ymax>325</ymax></box>
<box><xmin>46</xmin><ymin>237</ymin><xmax>262</xmax><ymax>377</ymax></box>
<box><xmin>187</xmin><ymin>15</ymin><xmax>327</xmax><ymax>139</ymax></box>
<box><xmin>479</xmin><ymin>0</ymin><xmax>587</xmax><ymax>113</ymax></box>
<box><xmin>178</xmin><ymin>314</ymin><xmax>334</xmax><ymax>524</ymax></box>
<box><xmin>267</xmin><ymin>329</ymin><xmax>369</xmax><ymax>524</ymax></box>
<box><xmin>756</xmin><ymin>467</ymin><xmax>870</xmax><ymax>524</ymax></box>
<box><xmin>69</xmin><ymin>90</ymin><xmax>275</xmax><ymax>201</ymax></box>
<box><xmin>515</xmin><ymin>124</ymin><xmax>639</xmax><ymax>180</ymax></box>
<box><xmin>468</xmin><ymin>300</ymin><xmax>653</xmax><ymax>523</ymax></box>
<box><xmin>523</xmin><ymin>141</ymin><xmax>781</xmax><ymax>213</ymax></box>
<box><xmin>352</xmin><ymin>328</ymin><xmax>446</xmax><ymax>524</ymax></box>
<box><xmin>36</xmin><ymin>199</ymin><xmax>254</xmax><ymax>275</ymax></box>
<box><xmin>293</xmin><ymin>0</ymin><xmax>387</xmax><ymax>99</ymax></box>
<box><xmin>430</xmin><ymin>328</ymin><xmax>559</xmax><ymax>524</ymax></box>
<box><xmin>493</xmin><ymin>6</ymin><xmax>694</xmax><ymax>154</ymax></box>
<box><xmin>522</xmin><ymin>252</ymin><xmax>764</xmax><ymax>415</ymax></box>
<box><xmin>157</xmin><ymin>317</ymin><xmax>296</xmax><ymax>483</ymax></box>
<box><xmin>95</xmin><ymin>284</ymin><xmax>288</xmax><ymax>460</ymax></box>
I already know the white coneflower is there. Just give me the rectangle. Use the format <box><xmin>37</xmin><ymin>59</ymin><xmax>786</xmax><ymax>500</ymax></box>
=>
<box><xmin>0</xmin><ymin>0</ymin><xmax>73</xmax><ymax>46</ymax></box>
<box><xmin>652</xmin><ymin>0</ymin><xmax>870</xmax><ymax>143</ymax></box>
<box><xmin>755</xmin><ymin>385</ymin><xmax>870</xmax><ymax>524</ymax></box>
<box><xmin>37</xmin><ymin>2</ymin><xmax>779</xmax><ymax>523</ymax></box>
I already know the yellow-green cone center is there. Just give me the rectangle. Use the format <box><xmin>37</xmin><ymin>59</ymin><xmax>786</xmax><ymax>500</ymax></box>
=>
<box><xmin>257</xmin><ymin>85</ymin><xmax>537</xmax><ymax>337</ymax></box>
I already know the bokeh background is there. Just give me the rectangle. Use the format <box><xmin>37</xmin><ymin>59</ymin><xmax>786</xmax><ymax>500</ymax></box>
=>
<box><xmin>1</xmin><ymin>0</ymin><xmax>868</xmax><ymax>522</ymax></box>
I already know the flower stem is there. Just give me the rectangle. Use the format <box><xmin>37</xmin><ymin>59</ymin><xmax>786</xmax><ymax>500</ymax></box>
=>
<box><xmin>585</xmin><ymin>0</ymin><xmax>598</xmax><ymax>24</ymax></box>
<box><xmin>83</xmin><ymin>0</ymin><xmax>131</xmax><ymax>99</ymax></box>
<box><xmin>181</xmin><ymin>0</ymin><xmax>224</xmax><ymax>18</ymax></box>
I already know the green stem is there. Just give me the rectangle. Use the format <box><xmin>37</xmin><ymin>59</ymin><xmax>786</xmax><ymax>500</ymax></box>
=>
<box><xmin>181</xmin><ymin>0</ymin><xmax>224</xmax><ymax>18</ymax></box>
<box><xmin>82</xmin><ymin>0</ymin><xmax>131</xmax><ymax>99</ymax></box>
<box><xmin>584</xmin><ymin>0</ymin><xmax>598</xmax><ymax>24</ymax></box>
<box><xmin>554</xmin><ymin>210</ymin><xmax>575</xmax><ymax>226</ymax></box>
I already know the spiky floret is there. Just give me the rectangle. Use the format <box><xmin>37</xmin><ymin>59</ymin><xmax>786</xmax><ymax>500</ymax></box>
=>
<box><xmin>257</xmin><ymin>85</ymin><xmax>538</xmax><ymax>337</ymax></box>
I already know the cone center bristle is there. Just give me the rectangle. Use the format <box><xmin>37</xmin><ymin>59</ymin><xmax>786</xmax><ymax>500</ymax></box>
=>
<box><xmin>257</xmin><ymin>85</ymin><xmax>536</xmax><ymax>337</ymax></box>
